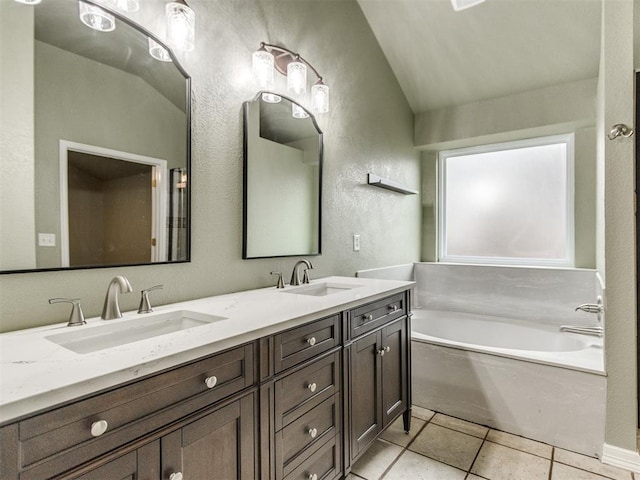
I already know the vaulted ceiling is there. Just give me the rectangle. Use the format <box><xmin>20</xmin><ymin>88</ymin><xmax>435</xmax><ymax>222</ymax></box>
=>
<box><xmin>357</xmin><ymin>0</ymin><xmax>602</xmax><ymax>113</ymax></box>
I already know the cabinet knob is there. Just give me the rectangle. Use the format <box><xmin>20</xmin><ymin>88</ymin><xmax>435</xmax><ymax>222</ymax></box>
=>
<box><xmin>306</xmin><ymin>337</ymin><xmax>317</xmax><ymax>346</ymax></box>
<box><xmin>385</xmin><ymin>346</ymin><xmax>391</xmax><ymax>353</ymax></box>
<box><xmin>169</xmin><ymin>473</ymin><xmax>183</xmax><ymax>480</ymax></box>
<box><xmin>308</xmin><ymin>427</ymin><xmax>318</xmax><ymax>438</ymax></box>
<box><xmin>307</xmin><ymin>382</ymin><xmax>317</xmax><ymax>393</ymax></box>
<box><xmin>204</xmin><ymin>376</ymin><xmax>218</xmax><ymax>388</ymax></box>
<box><xmin>363</xmin><ymin>313</ymin><xmax>373</xmax><ymax>322</ymax></box>
<box><xmin>378</xmin><ymin>348</ymin><xmax>385</xmax><ymax>356</ymax></box>
<box><xmin>90</xmin><ymin>420</ymin><xmax>109</xmax><ymax>437</ymax></box>
<box><xmin>308</xmin><ymin>474</ymin><xmax>318</xmax><ymax>480</ymax></box>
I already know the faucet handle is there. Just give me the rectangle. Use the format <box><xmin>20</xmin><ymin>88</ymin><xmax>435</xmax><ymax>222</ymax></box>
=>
<box><xmin>138</xmin><ymin>285</ymin><xmax>163</xmax><ymax>314</ymax></box>
<box><xmin>302</xmin><ymin>268</ymin><xmax>311</xmax><ymax>284</ymax></box>
<box><xmin>49</xmin><ymin>298</ymin><xmax>86</xmax><ymax>327</ymax></box>
<box><xmin>270</xmin><ymin>272</ymin><xmax>285</xmax><ymax>289</ymax></box>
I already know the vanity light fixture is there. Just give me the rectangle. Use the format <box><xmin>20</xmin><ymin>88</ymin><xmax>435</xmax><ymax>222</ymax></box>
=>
<box><xmin>148</xmin><ymin>38</ymin><xmax>172</xmax><ymax>62</ymax></box>
<box><xmin>107</xmin><ymin>0</ymin><xmax>139</xmax><ymax>12</ymax></box>
<box><xmin>252</xmin><ymin>43</ymin><xmax>330</xmax><ymax>114</ymax></box>
<box><xmin>13</xmin><ymin>0</ymin><xmax>42</xmax><ymax>5</ymax></box>
<box><xmin>166</xmin><ymin>0</ymin><xmax>195</xmax><ymax>53</ymax></box>
<box><xmin>291</xmin><ymin>103</ymin><xmax>309</xmax><ymax>119</ymax></box>
<box><xmin>262</xmin><ymin>93</ymin><xmax>282</xmax><ymax>104</ymax></box>
<box><xmin>450</xmin><ymin>0</ymin><xmax>486</xmax><ymax>11</ymax></box>
<box><xmin>78</xmin><ymin>0</ymin><xmax>116</xmax><ymax>32</ymax></box>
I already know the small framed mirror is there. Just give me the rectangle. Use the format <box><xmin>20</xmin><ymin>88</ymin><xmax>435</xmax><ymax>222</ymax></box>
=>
<box><xmin>242</xmin><ymin>92</ymin><xmax>322</xmax><ymax>259</ymax></box>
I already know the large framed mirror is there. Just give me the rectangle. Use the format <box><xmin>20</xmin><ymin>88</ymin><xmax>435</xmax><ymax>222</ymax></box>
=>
<box><xmin>243</xmin><ymin>92</ymin><xmax>322</xmax><ymax>259</ymax></box>
<box><xmin>0</xmin><ymin>0</ymin><xmax>190</xmax><ymax>273</ymax></box>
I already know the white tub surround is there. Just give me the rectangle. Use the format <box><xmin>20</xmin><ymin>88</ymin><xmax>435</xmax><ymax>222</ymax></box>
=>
<box><xmin>0</xmin><ymin>276</ymin><xmax>414</xmax><ymax>424</ymax></box>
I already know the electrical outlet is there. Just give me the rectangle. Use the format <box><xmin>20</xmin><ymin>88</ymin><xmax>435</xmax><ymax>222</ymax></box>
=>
<box><xmin>353</xmin><ymin>234</ymin><xmax>360</xmax><ymax>252</ymax></box>
<box><xmin>38</xmin><ymin>233</ymin><xmax>56</xmax><ymax>247</ymax></box>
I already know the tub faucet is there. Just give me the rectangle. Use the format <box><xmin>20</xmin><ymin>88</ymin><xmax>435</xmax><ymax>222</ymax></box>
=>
<box><xmin>290</xmin><ymin>259</ymin><xmax>313</xmax><ymax>286</ymax></box>
<box><xmin>101</xmin><ymin>276</ymin><xmax>133</xmax><ymax>320</ymax></box>
<box><xmin>559</xmin><ymin>325</ymin><xmax>604</xmax><ymax>337</ymax></box>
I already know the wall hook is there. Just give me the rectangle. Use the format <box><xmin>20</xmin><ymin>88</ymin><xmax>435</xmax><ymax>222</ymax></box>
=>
<box><xmin>607</xmin><ymin>124</ymin><xmax>634</xmax><ymax>140</ymax></box>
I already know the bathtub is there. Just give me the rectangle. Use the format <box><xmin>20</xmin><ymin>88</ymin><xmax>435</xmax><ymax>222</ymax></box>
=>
<box><xmin>411</xmin><ymin>308</ymin><xmax>606</xmax><ymax>457</ymax></box>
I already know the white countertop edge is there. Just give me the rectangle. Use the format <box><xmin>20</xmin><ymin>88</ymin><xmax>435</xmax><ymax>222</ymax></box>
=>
<box><xmin>0</xmin><ymin>276</ymin><xmax>414</xmax><ymax>424</ymax></box>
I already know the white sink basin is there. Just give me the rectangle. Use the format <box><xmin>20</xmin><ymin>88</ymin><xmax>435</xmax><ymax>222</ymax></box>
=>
<box><xmin>45</xmin><ymin>310</ymin><xmax>227</xmax><ymax>354</ymax></box>
<box><xmin>284</xmin><ymin>282</ymin><xmax>362</xmax><ymax>297</ymax></box>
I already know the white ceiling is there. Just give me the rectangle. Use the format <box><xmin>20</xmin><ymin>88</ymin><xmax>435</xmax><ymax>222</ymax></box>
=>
<box><xmin>357</xmin><ymin>0</ymin><xmax>602</xmax><ymax>113</ymax></box>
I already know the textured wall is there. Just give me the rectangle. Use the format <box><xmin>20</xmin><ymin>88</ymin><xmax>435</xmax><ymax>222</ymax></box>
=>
<box><xmin>0</xmin><ymin>0</ymin><xmax>420</xmax><ymax>332</ymax></box>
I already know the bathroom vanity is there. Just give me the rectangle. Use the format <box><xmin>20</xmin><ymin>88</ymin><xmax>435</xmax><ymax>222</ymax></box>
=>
<box><xmin>0</xmin><ymin>277</ymin><xmax>413</xmax><ymax>480</ymax></box>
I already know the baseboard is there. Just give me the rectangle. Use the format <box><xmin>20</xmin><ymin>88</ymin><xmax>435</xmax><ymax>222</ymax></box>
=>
<box><xmin>602</xmin><ymin>443</ymin><xmax>640</xmax><ymax>473</ymax></box>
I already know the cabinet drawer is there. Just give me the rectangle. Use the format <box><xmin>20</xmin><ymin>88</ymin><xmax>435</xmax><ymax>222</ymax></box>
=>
<box><xmin>283</xmin><ymin>434</ymin><xmax>342</xmax><ymax>480</ymax></box>
<box><xmin>274</xmin><ymin>315</ymin><xmax>340</xmax><ymax>373</ymax></box>
<box><xmin>275</xmin><ymin>351</ymin><xmax>340</xmax><ymax>431</ymax></box>
<box><xmin>350</xmin><ymin>293</ymin><xmax>406</xmax><ymax>339</ymax></box>
<box><xmin>276</xmin><ymin>393</ymin><xmax>340</xmax><ymax>472</ymax></box>
<box><xmin>16</xmin><ymin>343</ymin><xmax>255</xmax><ymax>478</ymax></box>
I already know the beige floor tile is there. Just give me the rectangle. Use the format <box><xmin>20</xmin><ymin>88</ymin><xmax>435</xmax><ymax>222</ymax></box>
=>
<box><xmin>411</xmin><ymin>405</ymin><xmax>436</xmax><ymax>421</ymax></box>
<box><xmin>466</xmin><ymin>475</ymin><xmax>486</xmax><ymax>480</ymax></box>
<box><xmin>431</xmin><ymin>413</ymin><xmax>489</xmax><ymax>438</ymax></box>
<box><xmin>554</xmin><ymin>448</ymin><xmax>632</xmax><ymax>480</ymax></box>
<box><xmin>486</xmin><ymin>429</ymin><xmax>552</xmax><ymax>459</ymax></box>
<box><xmin>552</xmin><ymin>462</ymin><xmax>622</xmax><ymax>480</ymax></box>
<box><xmin>471</xmin><ymin>441</ymin><xmax>550</xmax><ymax>480</ymax></box>
<box><xmin>383</xmin><ymin>450</ymin><xmax>467</xmax><ymax>480</ymax></box>
<box><xmin>351</xmin><ymin>439</ymin><xmax>403</xmax><ymax>480</ymax></box>
<box><xmin>408</xmin><ymin>422</ymin><xmax>483</xmax><ymax>470</ymax></box>
<box><xmin>381</xmin><ymin>415</ymin><xmax>426</xmax><ymax>447</ymax></box>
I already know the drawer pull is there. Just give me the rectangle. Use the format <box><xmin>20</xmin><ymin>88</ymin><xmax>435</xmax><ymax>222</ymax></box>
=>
<box><xmin>90</xmin><ymin>420</ymin><xmax>108</xmax><ymax>437</ymax></box>
<box><xmin>308</xmin><ymin>475</ymin><xmax>318</xmax><ymax>480</ymax></box>
<box><xmin>306</xmin><ymin>336</ymin><xmax>317</xmax><ymax>346</ymax></box>
<box><xmin>307</xmin><ymin>382</ymin><xmax>317</xmax><ymax>393</ymax></box>
<box><xmin>389</xmin><ymin>304</ymin><xmax>399</xmax><ymax>312</ymax></box>
<box><xmin>308</xmin><ymin>427</ymin><xmax>318</xmax><ymax>438</ymax></box>
<box><xmin>204</xmin><ymin>376</ymin><xmax>218</xmax><ymax>388</ymax></box>
<box><xmin>169</xmin><ymin>473</ymin><xmax>183</xmax><ymax>480</ymax></box>
<box><xmin>363</xmin><ymin>313</ymin><xmax>373</xmax><ymax>322</ymax></box>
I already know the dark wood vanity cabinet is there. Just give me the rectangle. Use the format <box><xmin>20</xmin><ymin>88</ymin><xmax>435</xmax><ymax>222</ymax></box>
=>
<box><xmin>0</xmin><ymin>289</ymin><xmax>411</xmax><ymax>480</ymax></box>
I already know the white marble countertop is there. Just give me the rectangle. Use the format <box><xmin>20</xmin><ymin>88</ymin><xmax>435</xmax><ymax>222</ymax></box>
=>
<box><xmin>0</xmin><ymin>276</ymin><xmax>414</xmax><ymax>424</ymax></box>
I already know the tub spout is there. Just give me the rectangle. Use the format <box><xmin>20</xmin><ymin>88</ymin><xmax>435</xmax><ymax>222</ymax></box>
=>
<box><xmin>559</xmin><ymin>325</ymin><xmax>604</xmax><ymax>337</ymax></box>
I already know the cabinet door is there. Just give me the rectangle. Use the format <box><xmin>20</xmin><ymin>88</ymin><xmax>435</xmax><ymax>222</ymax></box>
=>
<box><xmin>161</xmin><ymin>393</ymin><xmax>256</xmax><ymax>480</ymax></box>
<box><xmin>381</xmin><ymin>319</ymin><xmax>408</xmax><ymax>427</ymax></box>
<box><xmin>349</xmin><ymin>331</ymin><xmax>382</xmax><ymax>460</ymax></box>
<box><xmin>70</xmin><ymin>441</ymin><xmax>160</xmax><ymax>480</ymax></box>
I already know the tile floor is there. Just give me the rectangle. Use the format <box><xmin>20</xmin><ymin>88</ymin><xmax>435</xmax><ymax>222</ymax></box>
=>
<box><xmin>348</xmin><ymin>406</ymin><xmax>637</xmax><ymax>480</ymax></box>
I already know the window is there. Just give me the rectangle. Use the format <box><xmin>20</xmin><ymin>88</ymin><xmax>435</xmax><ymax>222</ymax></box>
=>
<box><xmin>438</xmin><ymin>134</ymin><xmax>574</xmax><ymax>266</ymax></box>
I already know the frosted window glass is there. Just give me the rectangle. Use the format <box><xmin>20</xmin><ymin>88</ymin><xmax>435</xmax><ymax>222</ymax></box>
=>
<box><xmin>441</xmin><ymin>140</ymin><xmax>571</xmax><ymax>265</ymax></box>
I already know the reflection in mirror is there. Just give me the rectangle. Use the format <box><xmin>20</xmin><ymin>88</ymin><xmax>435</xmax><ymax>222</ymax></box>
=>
<box><xmin>0</xmin><ymin>0</ymin><xmax>190</xmax><ymax>273</ymax></box>
<box><xmin>243</xmin><ymin>93</ymin><xmax>322</xmax><ymax>259</ymax></box>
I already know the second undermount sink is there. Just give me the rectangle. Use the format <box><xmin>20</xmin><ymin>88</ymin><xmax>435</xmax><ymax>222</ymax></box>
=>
<box><xmin>284</xmin><ymin>282</ymin><xmax>362</xmax><ymax>297</ymax></box>
<box><xmin>45</xmin><ymin>310</ymin><xmax>227</xmax><ymax>354</ymax></box>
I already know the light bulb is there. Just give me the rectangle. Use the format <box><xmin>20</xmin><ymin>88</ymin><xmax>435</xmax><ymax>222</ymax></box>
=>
<box><xmin>262</xmin><ymin>93</ymin><xmax>281</xmax><ymax>104</ymax></box>
<box><xmin>287</xmin><ymin>60</ymin><xmax>307</xmax><ymax>95</ymax></box>
<box><xmin>149</xmin><ymin>38</ymin><xmax>172</xmax><ymax>62</ymax></box>
<box><xmin>78</xmin><ymin>1</ymin><xmax>116</xmax><ymax>32</ymax></box>
<box><xmin>166</xmin><ymin>0</ymin><xmax>195</xmax><ymax>53</ymax></box>
<box><xmin>311</xmin><ymin>80</ymin><xmax>329</xmax><ymax>114</ymax></box>
<box><xmin>107</xmin><ymin>0</ymin><xmax>139</xmax><ymax>12</ymax></box>
<box><xmin>252</xmin><ymin>45</ymin><xmax>274</xmax><ymax>90</ymax></box>
<box><xmin>292</xmin><ymin>103</ymin><xmax>309</xmax><ymax>119</ymax></box>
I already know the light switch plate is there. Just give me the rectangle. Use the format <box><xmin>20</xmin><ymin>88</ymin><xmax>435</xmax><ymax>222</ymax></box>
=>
<box><xmin>353</xmin><ymin>234</ymin><xmax>360</xmax><ymax>252</ymax></box>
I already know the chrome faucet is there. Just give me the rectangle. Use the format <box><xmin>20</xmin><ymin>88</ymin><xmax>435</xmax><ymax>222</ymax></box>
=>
<box><xmin>290</xmin><ymin>259</ymin><xmax>313</xmax><ymax>286</ymax></box>
<box><xmin>560</xmin><ymin>296</ymin><xmax>605</xmax><ymax>337</ymax></box>
<box><xmin>101</xmin><ymin>276</ymin><xmax>133</xmax><ymax>320</ymax></box>
<box><xmin>559</xmin><ymin>325</ymin><xmax>604</xmax><ymax>337</ymax></box>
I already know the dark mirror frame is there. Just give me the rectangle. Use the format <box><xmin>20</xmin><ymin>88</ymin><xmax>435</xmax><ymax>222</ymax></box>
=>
<box><xmin>1</xmin><ymin>0</ymin><xmax>191</xmax><ymax>274</ymax></box>
<box><xmin>242</xmin><ymin>91</ymin><xmax>323</xmax><ymax>259</ymax></box>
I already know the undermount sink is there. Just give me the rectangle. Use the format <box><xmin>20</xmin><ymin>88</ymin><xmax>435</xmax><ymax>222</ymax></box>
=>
<box><xmin>45</xmin><ymin>310</ymin><xmax>227</xmax><ymax>354</ymax></box>
<box><xmin>284</xmin><ymin>282</ymin><xmax>362</xmax><ymax>297</ymax></box>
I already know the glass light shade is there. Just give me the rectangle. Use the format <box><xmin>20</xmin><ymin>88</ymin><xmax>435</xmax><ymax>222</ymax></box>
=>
<box><xmin>14</xmin><ymin>0</ymin><xmax>42</xmax><ymax>4</ymax></box>
<box><xmin>311</xmin><ymin>81</ymin><xmax>329</xmax><ymax>114</ymax></box>
<box><xmin>287</xmin><ymin>60</ymin><xmax>307</xmax><ymax>95</ymax></box>
<box><xmin>292</xmin><ymin>103</ymin><xmax>309</xmax><ymax>119</ymax></box>
<box><xmin>166</xmin><ymin>1</ymin><xmax>195</xmax><ymax>53</ymax></box>
<box><xmin>107</xmin><ymin>0</ymin><xmax>139</xmax><ymax>12</ymax></box>
<box><xmin>262</xmin><ymin>93</ymin><xmax>281</xmax><ymax>104</ymax></box>
<box><xmin>451</xmin><ymin>0</ymin><xmax>486</xmax><ymax>11</ymax></box>
<box><xmin>79</xmin><ymin>1</ymin><xmax>116</xmax><ymax>32</ymax></box>
<box><xmin>252</xmin><ymin>47</ymin><xmax>274</xmax><ymax>90</ymax></box>
<box><xmin>148</xmin><ymin>38</ymin><xmax>172</xmax><ymax>62</ymax></box>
